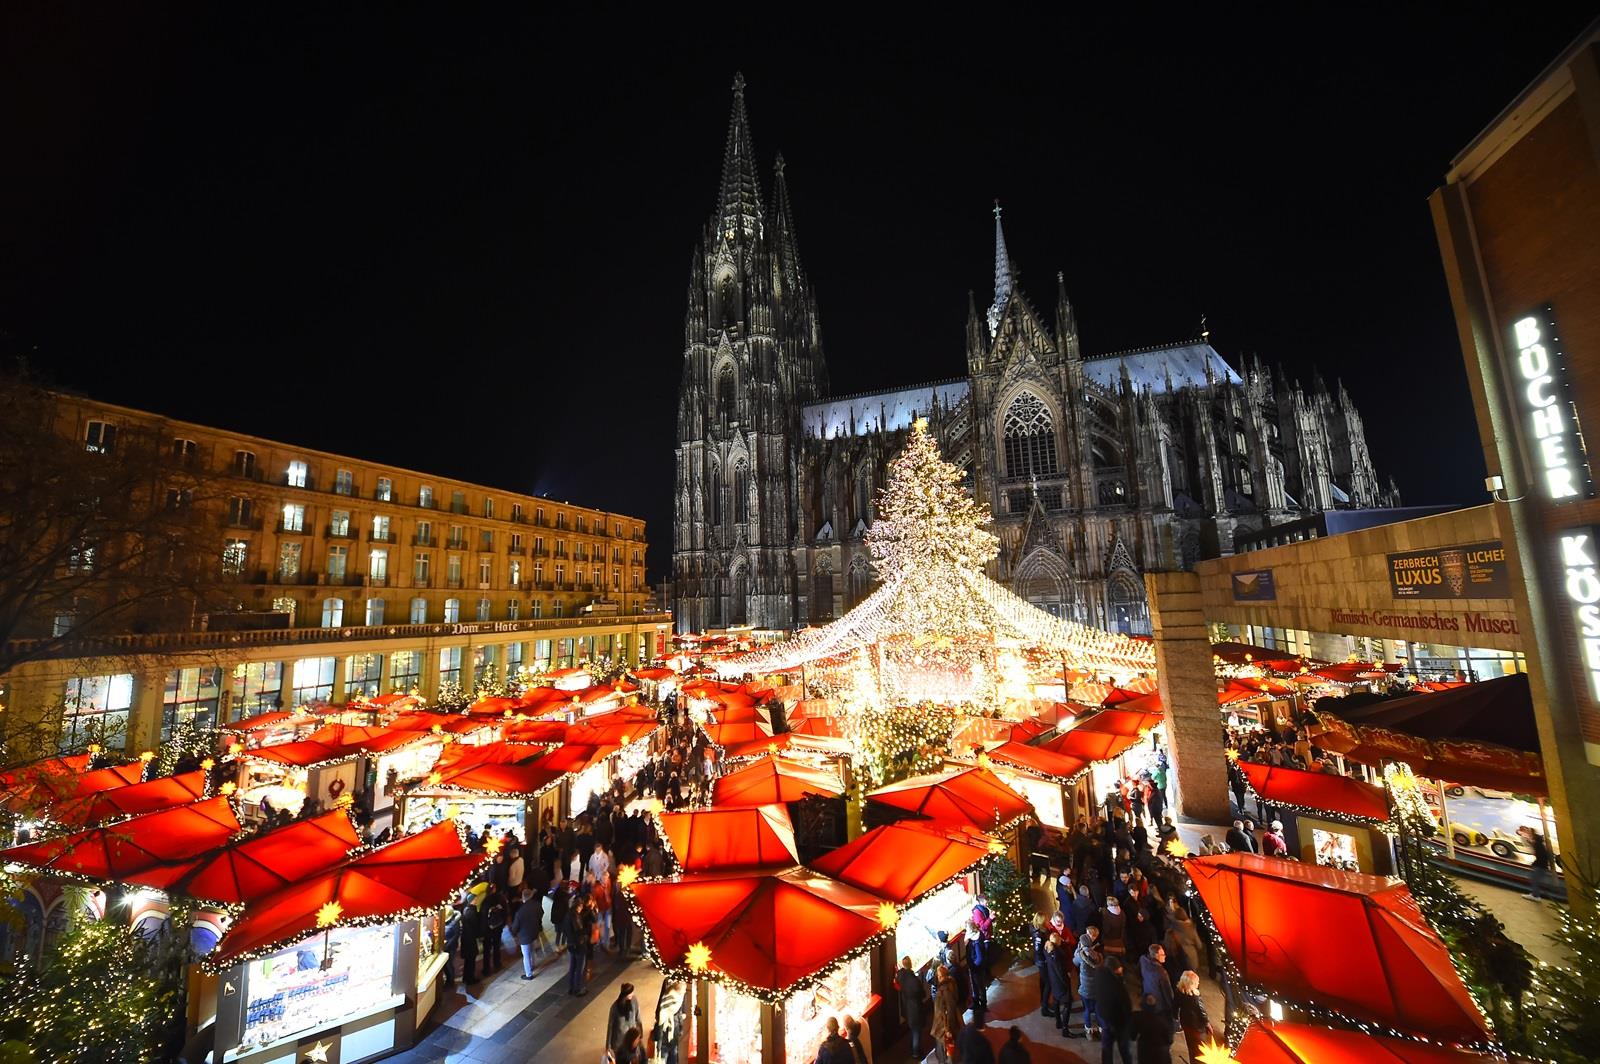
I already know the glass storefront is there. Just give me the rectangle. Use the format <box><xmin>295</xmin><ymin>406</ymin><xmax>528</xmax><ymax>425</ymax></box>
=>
<box><xmin>238</xmin><ymin>924</ymin><xmax>399</xmax><ymax>1053</ymax></box>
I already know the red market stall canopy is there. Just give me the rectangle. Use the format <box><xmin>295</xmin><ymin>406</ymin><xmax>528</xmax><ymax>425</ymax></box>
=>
<box><xmin>659</xmin><ymin>805</ymin><xmax>799</xmax><ymax>872</ymax></box>
<box><xmin>631</xmin><ymin>667</ymin><xmax>676</xmax><ymax>681</ymax></box>
<box><xmin>985</xmin><ymin>741</ymin><xmax>1091</xmax><ymax>783</ymax></box>
<box><xmin>1185</xmin><ymin>853</ymin><xmax>1488</xmax><ymax>1044</ymax></box>
<box><xmin>724</xmin><ymin>732</ymin><xmax>797</xmax><ymax>760</ymax></box>
<box><xmin>0</xmin><ymin>755</ymin><xmax>142</xmax><ymax>812</ymax></box>
<box><xmin>222</xmin><ymin>710</ymin><xmax>306</xmax><ymax>732</ymax></box>
<box><xmin>950</xmin><ymin>714</ymin><xmax>1052</xmax><ymax>750</ymax></box>
<box><xmin>1036</xmin><ymin>727</ymin><xmax>1142</xmax><ymax>764</ymax></box>
<box><xmin>433</xmin><ymin>741</ymin><xmax>547</xmax><ymax>775</ymax></box>
<box><xmin>1212</xmin><ymin>641</ymin><xmax>1307</xmax><ymax>672</ymax></box>
<box><xmin>514</xmin><ymin>687</ymin><xmax>574</xmax><ymax>712</ymax></box>
<box><xmin>628</xmin><ymin>867</ymin><xmax>887</xmax><ymax>999</ymax></box>
<box><xmin>713</xmin><ymin>756</ymin><xmax>844</xmax><ymax>807</ymax></box>
<box><xmin>131</xmin><ymin>810</ymin><xmax>363</xmax><ymax>902</ymax></box>
<box><xmin>1238</xmin><ymin>761</ymin><xmax>1389</xmax><ymax>823</ymax></box>
<box><xmin>207</xmin><ymin>819</ymin><xmax>485</xmax><ymax>968</ymax></box>
<box><xmin>1226</xmin><ymin>677</ymin><xmax>1299</xmax><ymax>697</ymax></box>
<box><xmin>1310</xmin><ymin>662</ymin><xmax>1395</xmax><ymax>684</ymax></box>
<box><xmin>50</xmin><ymin>770</ymin><xmax>207</xmax><ymax>828</ymax></box>
<box><xmin>2</xmin><ymin>796</ymin><xmax>240</xmax><ymax>882</ymax></box>
<box><xmin>467</xmin><ymin>695</ymin><xmax>525</xmax><ymax>717</ymax></box>
<box><xmin>1233</xmin><ymin>1020</ymin><xmax>1498</xmax><ymax>1063</ymax></box>
<box><xmin>424</xmin><ymin>760</ymin><xmax>566</xmax><ymax>799</ymax></box>
<box><xmin>241</xmin><ymin>724</ymin><xmax>435</xmax><ymax>768</ymax></box>
<box><xmin>701</xmin><ymin>722</ymin><xmax>775</xmax><ymax>751</ymax></box>
<box><xmin>385</xmin><ymin>711</ymin><xmax>496</xmax><ymax>736</ymax></box>
<box><xmin>500</xmin><ymin>719</ymin><xmax>569</xmax><ymax>744</ymax></box>
<box><xmin>1314</xmin><ymin>674</ymin><xmax>1544</xmax><ymax>795</ymax></box>
<box><xmin>808</xmin><ymin>821</ymin><xmax>990</xmax><ymax>905</ymax></box>
<box><xmin>867</xmin><ymin>766</ymin><xmax>1033</xmax><ymax>832</ymax></box>
<box><xmin>1073</xmin><ymin>706</ymin><xmax>1165</xmax><ymax>736</ymax></box>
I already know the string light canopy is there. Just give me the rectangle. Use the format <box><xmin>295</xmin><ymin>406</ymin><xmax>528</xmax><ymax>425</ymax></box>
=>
<box><xmin>717</xmin><ymin>419</ymin><xmax>1156</xmax><ymax>690</ymax></box>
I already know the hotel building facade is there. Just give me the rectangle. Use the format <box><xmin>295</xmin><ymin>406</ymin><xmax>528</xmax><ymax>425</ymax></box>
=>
<box><xmin>3</xmin><ymin>393</ymin><xmax>667</xmax><ymax>755</ymax></box>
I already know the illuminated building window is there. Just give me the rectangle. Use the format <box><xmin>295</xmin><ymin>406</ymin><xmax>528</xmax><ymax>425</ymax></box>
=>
<box><xmin>286</xmin><ymin>460</ymin><xmax>308</xmax><ymax>488</ymax></box>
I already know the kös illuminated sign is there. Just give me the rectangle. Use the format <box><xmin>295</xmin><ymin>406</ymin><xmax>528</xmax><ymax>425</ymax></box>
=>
<box><xmin>1511</xmin><ymin>304</ymin><xmax>1593</xmax><ymax>501</ymax></box>
<box><xmin>1559</xmin><ymin>528</ymin><xmax>1600</xmax><ymax>700</ymax></box>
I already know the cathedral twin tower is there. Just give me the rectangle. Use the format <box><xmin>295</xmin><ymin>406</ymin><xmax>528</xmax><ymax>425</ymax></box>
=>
<box><xmin>673</xmin><ymin>76</ymin><xmax>1394</xmax><ymax>635</ymax></box>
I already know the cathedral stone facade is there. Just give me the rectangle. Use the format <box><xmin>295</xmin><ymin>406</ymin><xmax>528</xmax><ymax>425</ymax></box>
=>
<box><xmin>673</xmin><ymin>77</ymin><xmax>1397</xmax><ymax>635</ymax></box>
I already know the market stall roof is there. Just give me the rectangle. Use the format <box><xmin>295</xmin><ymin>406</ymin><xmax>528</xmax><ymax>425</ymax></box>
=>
<box><xmin>434</xmin><ymin>741</ymin><xmax>547</xmax><ymax>774</ymax></box>
<box><xmin>0</xmin><ymin>754</ymin><xmax>142</xmax><ymax>811</ymax></box>
<box><xmin>1310</xmin><ymin>662</ymin><xmax>1390</xmax><ymax>684</ymax></box>
<box><xmin>659</xmin><ymin>805</ymin><xmax>799</xmax><ymax>872</ymax></box>
<box><xmin>1185</xmin><ymin>853</ymin><xmax>1488</xmax><ymax>1045</ymax></box>
<box><xmin>207</xmin><ymin>819</ymin><xmax>485</xmax><ymax>968</ymax></box>
<box><xmin>701</xmin><ymin>722</ymin><xmax>775</xmax><ymax>751</ymax></box>
<box><xmin>950</xmin><ymin>713</ymin><xmax>1052</xmax><ymax>751</ymax></box>
<box><xmin>50</xmin><ymin>769</ymin><xmax>207</xmax><ymax>827</ymax></box>
<box><xmin>534</xmin><ymin>742</ymin><xmax>621</xmax><ymax>775</ymax></box>
<box><xmin>384</xmin><ymin>711</ymin><xmax>496</xmax><ymax>736</ymax></box>
<box><xmin>500</xmin><ymin>719</ymin><xmax>569</xmax><ymax>744</ymax></box>
<box><xmin>713</xmin><ymin>756</ymin><xmax>844</xmax><ymax>807</ymax></box>
<box><xmin>221</xmin><ymin>710</ymin><xmax>305</xmax><ymax>732</ymax></box>
<box><xmin>1072</xmin><ymin>705</ymin><xmax>1165</xmax><ymax>736</ymax></box>
<box><xmin>808</xmin><ymin>820</ymin><xmax>991</xmax><ymax>905</ymax></box>
<box><xmin>421</xmin><ymin>760</ymin><xmax>567</xmax><ymax>798</ymax></box>
<box><xmin>1239</xmin><ymin>761</ymin><xmax>1389</xmax><ymax>823</ymax></box>
<box><xmin>466</xmin><ymin>695</ymin><xmax>524</xmax><ymax>717</ymax></box>
<box><xmin>628</xmin><ymin>866</ymin><xmax>887</xmax><ymax>1000</ymax></box>
<box><xmin>866</xmin><ymin>766</ymin><xmax>1033</xmax><ymax>832</ymax></box>
<box><xmin>242</xmin><ymin>724</ymin><xmax>435</xmax><ymax>768</ymax></box>
<box><xmin>1232</xmin><ymin>1020</ymin><xmax>1498</xmax><ymax>1063</ymax></box>
<box><xmin>1035</xmin><ymin>727</ymin><xmax>1143</xmax><ymax>764</ymax></box>
<box><xmin>724</xmin><ymin>732</ymin><xmax>797</xmax><ymax>760</ymax></box>
<box><xmin>515</xmin><ymin>686</ymin><xmax>574</xmax><ymax>710</ymax></box>
<box><xmin>631</xmin><ymin>667</ymin><xmax>676</xmax><ymax>681</ymax></box>
<box><xmin>1212</xmin><ymin>641</ymin><xmax>1307</xmax><ymax>670</ymax></box>
<box><xmin>1</xmin><ymin>795</ymin><xmax>240</xmax><ymax>882</ymax></box>
<box><xmin>1226</xmin><ymin>676</ymin><xmax>1299</xmax><ymax>696</ymax></box>
<box><xmin>786</xmin><ymin>715</ymin><xmax>849</xmax><ymax>739</ymax></box>
<box><xmin>985</xmin><ymin>741</ymin><xmax>1091</xmax><ymax>782</ymax></box>
<box><xmin>1313</xmin><ymin>675</ymin><xmax>1544</xmax><ymax>794</ymax></box>
<box><xmin>131</xmin><ymin>809</ymin><xmax>363</xmax><ymax>902</ymax></box>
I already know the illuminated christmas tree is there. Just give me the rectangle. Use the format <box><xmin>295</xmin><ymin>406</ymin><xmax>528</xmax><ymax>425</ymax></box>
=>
<box><xmin>865</xmin><ymin>417</ymin><xmax>997</xmax><ymax>581</ymax></box>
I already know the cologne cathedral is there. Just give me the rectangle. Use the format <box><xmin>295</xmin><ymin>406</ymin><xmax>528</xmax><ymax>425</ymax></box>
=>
<box><xmin>673</xmin><ymin>76</ymin><xmax>1396</xmax><ymax>636</ymax></box>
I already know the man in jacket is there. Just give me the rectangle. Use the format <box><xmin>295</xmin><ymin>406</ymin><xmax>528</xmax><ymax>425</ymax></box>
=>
<box><xmin>509</xmin><ymin>886</ymin><xmax>543</xmax><ymax>978</ymax></box>
<box><xmin>1094</xmin><ymin>956</ymin><xmax>1134</xmax><ymax>1064</ymax></box>
<box><xmin>815</xmin><ymin>1016</ymin><xmax>853</xmax><ymax>1064</ymax></box>
<box><xmin>957</xmin><ymin>1009</ymin><xmax>996</xmax><ymax>1064</ymax></box>
<box><xmin>1224</xmin><ymin>820</ymin><xmax>1254</xmax><ymax>855</ymax></box>
<box><xmin>894</xmin><ymin>956</ymin><xmax>929</xmax><ymax>1062</ymax></box>
<box><xmin>1075</xmin><ymin>925</ymin><xmax>1104</xmax><ymax>1040</ymax></box>
<box><xmin>458</xmin><ymin>892</ymin><xmax>482</xmax><ymax>985</ymax></box>
<box><xmin>653</xmin><ymin>979</ymin><xmax>687</xmax><ymax>1064</ymax></box>
<box><xmin>1139</xmin><ymin>944</ymin><xmax>1174</xmax><ymax>1022</ymax></box>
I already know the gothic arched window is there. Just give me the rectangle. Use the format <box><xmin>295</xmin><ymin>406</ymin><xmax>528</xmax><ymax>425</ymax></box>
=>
<box><xmin>1002</xmin><ymin>392</ymin><xmax>1060</xmax><ymax>479</ymax></box>
<box><xmin>847</xmin><ymin>556</ymin><xmax>870</xmax><ymax>607</ymax></box>
<box><xmin>733</xmin><ymin>460</ymin><xmax>749</xmax><ymax>524</ymax></box>
<box><xmin>717</xmin><ymin>366</ymin><xmax>736</xmax><ymax>425</ymax></box>
<box><xmin>710</xmin><ymin>461</ymin><xmax>723</xmax><ymax>526</ymax></box>
<box><xmin>730</xmin><ymin>564</ymin><xmax>748</xmax><ymax>626</ymax></box>
<box><xmin>855</xmin><ymin>472</ymin><xmax>872</xmax><ymax>525</ymax></box>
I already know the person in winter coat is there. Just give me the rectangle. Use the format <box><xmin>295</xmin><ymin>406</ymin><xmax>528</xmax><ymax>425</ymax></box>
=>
<box><xmin>842</xmin><ymin>1014</ymin><xmax>872</xmax><ymax>1064</ymax></box>
<box><xmin>550</xmin><ymin>880</ymin><xmax>571</xmax><ymax>951</ymax></box>
<box><xmin>1175</xmin><ymin>971</ymin><xmax>1216</xmax><ymax>1063</ymax></box>
<box><xmin>1046</xmin><ymin>935</ymin><xmax>1078</xmax><ymax>1037</ymax></box>
<box><xmin>1072</xmin><ymin>884</ymin><xmax>1097</xmax><ymax>937</ymax></box>
<box><xmin>509</xmin><ymin>886</ymin><xmax>543</xmax><ymax>978</ymax></box>
<box><xmin>957</xmin><ymin>1010</ymin><xmax>996</xmax><ymax>1064</ymax></box>
<box><xmin>814</xmin><ymin>1016</ymin><xmax>854</xmax><ymax>1064</ymax></box>
<box><xmin>1125</xmin><ymin>904</ymin><xmax>1156</xmax><ymax>963</ymax></box>
<box><xmin>1094</xmin><ymin>956</ymin><xmax>1135</xmax><ymax>1064</ymax></box>
<box><xmin>1162</xmin><ymin>900</ymin><xmax>1202</xmax><ymax>984</ymax></box>
<box><xmin>482</xmin><ymin>886</ymin><xmax>506</xmax><ymax>971</ymax></box>
<box><xmin>895</xmin><ymin>955</ymin><xmax>930</xmax><ymax>1061</ymax></box>
<box><xmin>997</xmin><ymin>1026</ymin><xmax>1031</xmax><ymax>1064</ymax></box>
<box><xmin>1262</xmin><ymin>820</ymin><xmax>1288</xmax><ymax>857</ymax></box>
<box><xmin>1140</xmin><ymin>944</ymin><xmax>1175</xmax><ymax>1021</ymax></box>
<box><xmin>458</xmin><ymin>893</ymin><xmax>482</xmax><ymax>984</ymax></box>
<box><xmin>967</xmin><ymin>920</ymin><xmax>992</xmax><ymax>1012</ymax></box>
<box><xmin>1136</xmin><ymin>995</ymin><xmax>1174</xmax><ymax>1064</ymax></box>
<box><xmin>652</xmin><ymin>979</ymin><xmax>687</xmax><ymax>1064</ymax></box>
<box><xmin>1224</xmin><ymin>820</ymin><xmax>1254</xmax><ymax>855</ymax></box>
<box><xmin>1032</xmin><ymin>917</ymin><xmax>1055</xmax><ymax>1018</ymax></box>
<box><xmin>1099</xmin><ymin>897</ymin><xmax>1127</xmax><ymax>958</ymax></box>
<box><xmin>930</xmin><ymin>965</ymin><xmax>962</xmax><ymax>1064</ymax></box>
<box><xmin>565</xmin><ymin>897</ymin><xmax>594</xmax><ymax>996</ymax></box>
<box><xmin>1075</xmin><ymin>925</ymin><xmax>1104</xmax><ymax>1040</ymax></box>
<box><xmin>607</xmin><ymin>983</ymin><xmax>642</xmax><ymax>1057</ymax></box>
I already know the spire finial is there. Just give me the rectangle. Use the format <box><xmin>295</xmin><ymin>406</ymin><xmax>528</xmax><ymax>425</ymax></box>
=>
<box><xmin>986</xmin><ymin>200</ymin><xmax>1014</xmax><ymax>338</ymax></box>
<box><xmin>732</xmin><ymin>71</ymin><xmax>746</xmax><ymax>96</ymax></box>
<box><xmin>715</xmin><ymin>73</ymin><xmax>763</xmax><ymax>238</ymax></box>
<box><xmin>774</xmin><ymin>152</ymin><xmax>785</xmax><ymax>174</ymax></box>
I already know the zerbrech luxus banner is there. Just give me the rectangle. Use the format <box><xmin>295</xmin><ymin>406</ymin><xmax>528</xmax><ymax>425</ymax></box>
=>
<box><xmin>1387</xmin><ymin>541</ymin><xmax>1510</xmax><ymax>599</ymax></box>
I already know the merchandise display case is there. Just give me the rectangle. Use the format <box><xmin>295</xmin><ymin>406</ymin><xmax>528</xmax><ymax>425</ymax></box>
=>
<box><xmin>783</xmin><ymin>953</ymin><xmax>872</xmax><ymax>1063</ymax></box>
<box><xmin>894</xmin><ymin>880</ymin><xmax>974</xmax><ymax>973</ymax></box>
<box><xmin>400</xmin><ymin>793</ymin><xmax>529</xmax><ymax>840</ymax></box>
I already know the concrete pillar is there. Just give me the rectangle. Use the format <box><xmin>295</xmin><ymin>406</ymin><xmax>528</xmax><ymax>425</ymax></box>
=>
<box><xmin>330</xmin><ymin>654</ymin><xmax>348</xmax><ymax>704</ymax></box>
<box><xmin>130</xmin><ymin>668</ymin><xmax>165</xmax><ymax>755</ymax></box>
<box><xmin>1145</xmin><ymin>570</ymin><xmax>1230</xmax><ymax>824</ymax></box>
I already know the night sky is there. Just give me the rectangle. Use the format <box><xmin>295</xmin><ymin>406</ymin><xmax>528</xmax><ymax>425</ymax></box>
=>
<box><xmin>2</xmin><ymin>8</ymin><xmax>1595</xmax><ymax>583</ymax></box>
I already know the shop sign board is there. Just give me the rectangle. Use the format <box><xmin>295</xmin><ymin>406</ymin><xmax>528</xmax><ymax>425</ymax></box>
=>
<box><xmin>1558</xmin><ymin>526</ymin><xmax>1600</xmax><ymax>701</ymax></box>
<box><xmin>1387</xmin><ymin>540</ymin><xmax>1510</xmax><ymax>599</ymax></box>
<box><xmin>1231</xmin><ymin>569</ymin><xmax>1277</xmax><ymax>601</ymax></box>
<box><xmin>1510</xmin><ymin>304</ymin><xmax>1593</xmax><ymax>502</ymax></box>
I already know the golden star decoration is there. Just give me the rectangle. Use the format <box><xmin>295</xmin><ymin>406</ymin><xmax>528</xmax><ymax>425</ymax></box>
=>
<box><xmin>200</xmin><ymin>757</ymin><xmax>215</xmax><ymax>771</ymax></box>
<box><xmin>1194</xmin><ymin>1038</ymin><xmax>1235</xmax><ymax>1064</ymax></box>
<box><xmin>315</xmin><ymin>901</ymin><xmax>343</xmax><ymax>928</ymax></box>
<box><xmin>876</xmin><ymin>902</ymin><xmax>899</xmax><ymax>930</ymax></box>
<box><xmin>987</xmin><ymin>838</ymin><xmax>1007</xmax><ymax>856</ymax></box>
<box><xmin>228</xmin><ymin>742</ymin><xmax>244</xmax><ymax>755</ymax></box>
<box><xmin>616</xmin><ymin>864</ymin><xmax>639</xmax><ymax>889</ymax></box>
<box><xmin>427</xmin><ymin>771</ymin><xmax>444</xmax><ymax>787</ymax></box>
<box><xmin>1166</xmin><ymin>839</ymin><xmax>1191</xmax><ymax>859</ymax></box>
<box><xmin>431</xmin><ymin>723</ymin><xmax>444</xmax><ymax>735</ymax></box>
<box><xmin>484</xmin><ymin>837</ymin><xmax>503</xmax><ymax>856</ymax></box>
<box><xmin>1225</xmin><ymin>747</ymin><xmax>1241</xmax><ymax>762</ymax></box>
<box><xmin>685</xmin><ymin>941</ymin><xmax>713</xmax><ymax>973</ymax></box>
<box><xmin>139</xmin><ymin>750</ymin><xmax>155</xmax><ymax>762</ymax></box>
<box><xmin>304</xmin><ymin>1039</ymin><xmax>332</xmax><ymax>1063</ymax></box>
<box><xmin>219</xmin><ymin>781</ymin><xmax>237</xmax><ymax>796</ymax></box>
<box><xmin>766</xmin><ymin>742</ymin><xmax>779</xmax><ymax>755</ymax></box>
<box><xmin>86</xmin><ymin>743</ymin><xmax>101</xmax><ymax>755</ymax></box>
<box><xmin>976</xmin><ymin>752</ymin><xmax>992</xmax><ymax>771</ymax></box>
<box><xmin>445</xmin><ymin>803</ymin><xmax>461</xmax><ymax>818</ymax></box>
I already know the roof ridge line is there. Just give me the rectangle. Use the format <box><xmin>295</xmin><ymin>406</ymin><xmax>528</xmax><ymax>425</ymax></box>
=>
<box><xmin>803</xmin><ymin>377</ymin><xmax>969</xmax><ymax>405</ymax></box>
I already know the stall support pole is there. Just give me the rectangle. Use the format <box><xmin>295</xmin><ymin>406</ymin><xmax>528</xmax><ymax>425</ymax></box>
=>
<box><xmin>695</xmin><ymin>978</ymin><xmax>711</xmax><ymax>1064</ymax></box>
<box><xmin>1437</xmin><ymin>781</ymin><xmax>1456</xmax><ymax>862</ymax></box>
<box><xmin>760</xmin><ymin>1000</ymin><xmax>785</xmax><ymax>1064</ymax></box>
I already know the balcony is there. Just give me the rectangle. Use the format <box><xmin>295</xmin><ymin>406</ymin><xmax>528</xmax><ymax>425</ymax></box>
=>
<box><xmin>326</xmin><ymin>572</ymin><xmax>364</xmax><ymax>587</ymax></box>
<box><xmin>276</xmin><ymin>521</ymin><xmax>309</xmax><ymax>535</ymax></box>
<box><xmin>445</xmin><ymin>538</ymin><xmax>468</xmax><ymax>551</ymax></box>
<box><xmin>449</xmin><ymin>501</ymin><xmax>468</xmax><ymax>515</ymax></box>
<box><xmin>223</xmin><ymin>514</ymin><xmax>265</xmax><ymax>531</ymax></box>
<box><xmin>506</xmin><ymin>545</ymin><xmax>526</xmax><ymax>556</ymax></box>
<box><xmin>412</xmin><ymin>534</ymin><xmax>437</xmax><ymax>547</ymax></box>
<box><xmin>510</xmin><ymin>513</ymin><xmax>527</xmax><ymax>525</ymax></box>
<box><xmin>369</xmin><ymin>575</ymin><xmax>389</xmax><ymax>588</ymax></box>
<box><xmin>323</xmin><ymin>526</ymin><xmax>355</xmax><ymax>539</ymax></box>
<box><xmin>283</xmin><ymin>474</ymin><xmax>317</xmax><ymax>491</ymax></box>
<box><xmin>413</xmin><ymin>576</ymin><xmax>432</xmax><ymax>588</ymax></box>
<box><xmin>532</xmin><ymin>547</ymin><xmax>549</xmax><ymax>558</ymax></box>
<box><xmin>446</xmin><ymin>578</ymin><xmax>464</xmax><ymax>589</ymax></box>
<box><xmin>369</xmin><ymin>530</ymin><xmax>398</xmax><ymax>543</ymax></box>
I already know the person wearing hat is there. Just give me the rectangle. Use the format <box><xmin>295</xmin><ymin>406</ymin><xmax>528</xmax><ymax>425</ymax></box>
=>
<box><xmin>1262</xmin><ymin>820</ymin><xmax>1288</xmax><ymax>857</ymax></box>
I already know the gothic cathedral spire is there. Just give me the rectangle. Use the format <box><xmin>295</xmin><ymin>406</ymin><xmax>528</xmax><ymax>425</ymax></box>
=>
<box><xmin>717</xmin><ymin>72</ymin><xmax>764</xmax><ymax>240</ymax></box>
<box><xmin>987</xmin><ymin>200</ymin><xmax>1014</xmax><ymax>338</ymax></box>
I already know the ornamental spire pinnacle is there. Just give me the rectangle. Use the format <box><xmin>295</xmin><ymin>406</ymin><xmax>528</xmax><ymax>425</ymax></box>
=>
<box><xmin>987</xmin><ymin>200</ymin><xmax>1014</xmax><ymax>338</ymax></box>
<box><xmin>771</xmin><ymin>151</ymin><xmax>803</xmax><ymax>284</ymax></box>
<box><xmin>716</xmin><ymin>72</ymin><xmax>764</xmax><ymax>240</ymax></box>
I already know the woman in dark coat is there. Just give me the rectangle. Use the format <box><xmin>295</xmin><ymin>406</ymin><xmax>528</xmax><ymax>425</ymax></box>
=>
<box><xmin>1044</xmin><ymin>936</ymin><xmax>1075</xmax><ymax>1036</ymax></box>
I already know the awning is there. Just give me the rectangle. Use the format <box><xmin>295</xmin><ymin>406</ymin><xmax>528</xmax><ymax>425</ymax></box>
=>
<box><xmin>1036</xmin><ymin>728</ymin><xmax>1142</xmax><ymax>764</ymax></box>
<box><xmin>1072</xmin><ymin>706</ymin><xmax>1164</xmax><ymax>736</ymax></box>
<box><xmin>950</xmin><ymin>713</ymin><xmax>1052</xmax><ymax>751</ymax></box>
<box><xmin>421</xmin><ymin>760</ymin><xmax>566</xmax><ymax>799</ymax></box>
<box><xmin>206</xmin><ymin>820</ymin><xmax>485</xmax><ymax>968</ymax></box>
<box><xmin>701</xmin><ymin>722</ymin><xmax>775</xmax><ymax>751</ymax></box>
<box><xmin>50</xmin><ymin>769</ymin><xmax>208</xmax><ymax>828</ymax></box>
<box><xmin>2</xmin><ymin>759</ymin><xmax>147</xmax><ymax>812</ymax></box>
<box><xmin>866</xmin><ymin>766</ymin><xmax>1032</xmax><ymax>832</ymax></box>
<box><xmin>384</xmin><ymin>711</ymin><xmax>496</xmax><ymax>736</ymax></box>
<box><xmin>1238</xmin><ymin>761</ymin><xmax>1389</xmax><ymax>823</ymax></box>
<box><xmin>1</xmin><ymin>796</ymin><xmax>240</xmax><ymax>882</ymax></box>
<box><xmin>1212</xmin><ymin>642</ymin><xmax>1307</xmax><ymax>672</ymax></box>
<box><xmin>659</xmin><ymin>805</ymin><xmax>799</xmax><ymax>872</ymax></box>
<box><xmin>808</xmin><ymin>821</ymin><xmax>990</xmax><ymax>905</ymax></box>
<box><xmin>627</xmin><ymin>867</ymin><xmax>887</xmax><ymax>1000</ymax></box>
<box><xmin>1233</xmin><ymin>1020</ymin><xmax>1498</xmax><ymax>1063</ymax></box>
<box><xmin>713</xmin><ymin>756</ymin><xmax>844</xmax><ymax>807</ymax></box>
<box><xmin>985</xmin><ymin>741</ymin><xmax>1090</xmax><ymax>782</ymax></box>
<box><xmin>130</xmin><ymin>810</ymin><xmax>363</xmax><ymax>903</ymax></box>
<box><xmin>1185</xmin><ymin>853</ymin><xmax>1488</xmax><ymax>1044</ymax></box>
